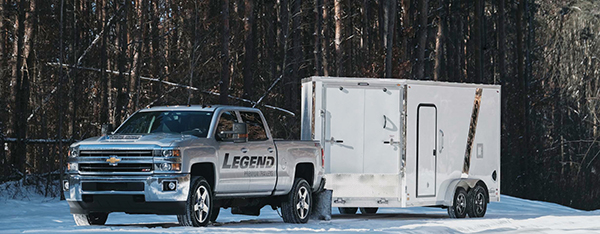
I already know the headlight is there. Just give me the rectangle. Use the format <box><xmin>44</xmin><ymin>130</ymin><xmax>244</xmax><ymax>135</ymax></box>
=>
<box><xmin>68</xmin><ymin>146</ymin><xmax>79</xmax><ymax>158</ymax></box>
<box><xmin>161</xmin><ymin>149</ymin><xmax>181</xmax><ymax>157</ymax></box>
<box><xmin>155</xmin><ymin>163</ymin><xmax>181</xmax><ymax>171</ymax></box>
<box><xmin>67</xmin><ymin>163</ymin><xmax>78</xmax><ymax>172</ymax></box>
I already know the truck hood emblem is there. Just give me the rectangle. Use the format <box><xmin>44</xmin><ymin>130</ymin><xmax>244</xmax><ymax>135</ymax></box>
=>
<box><xmin>106</xmin><ymin>156</ymin><xmax>121</xmax><ymax>166</ymax></box>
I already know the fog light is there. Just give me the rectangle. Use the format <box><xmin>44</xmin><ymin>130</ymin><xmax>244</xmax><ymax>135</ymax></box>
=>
<box><xmin>163</xmin><ymin>181</ymin><xmax>177</xmax><ymax>191</ymax></box>
<box><xmin>63</xmin><ymin>180</ymin><xmax>69</xmax><ymax>191</ymax></box>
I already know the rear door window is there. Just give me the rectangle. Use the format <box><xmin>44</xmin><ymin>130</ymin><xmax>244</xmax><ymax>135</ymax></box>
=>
<box><xmin>240</xmin><ymin>112</ymin><xmax>268</xmax><ymax>141</ymax></box>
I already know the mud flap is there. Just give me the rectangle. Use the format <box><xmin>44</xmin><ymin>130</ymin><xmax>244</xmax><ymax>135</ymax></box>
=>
<box><xmin>310</xmin><ymin>189</ymin><xmax>332</xmax><ymax>221</ymax></box>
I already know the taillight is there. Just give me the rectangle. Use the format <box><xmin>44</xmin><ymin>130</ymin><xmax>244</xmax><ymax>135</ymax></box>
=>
<box><xmin>321</xmin><ymin>148</ymin><xmax>325</xmax><ymax>168</ymax></box>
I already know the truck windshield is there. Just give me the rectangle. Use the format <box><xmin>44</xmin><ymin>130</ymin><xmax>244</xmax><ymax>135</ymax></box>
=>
<box><xmin>115</xmin><ymin>111</ymin><xmax>213</xmax><ymax>137</ymax></box>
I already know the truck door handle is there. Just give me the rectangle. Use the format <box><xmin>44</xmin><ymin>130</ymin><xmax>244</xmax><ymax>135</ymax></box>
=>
<box><xmin>433</xmin><ymin>149</ymin><xmax>437</xmax><ymax>156</ymax></box>
<box><xmin>267</xmin><ymin>147</ymin><xmax>274</xmax><ymax>153</ymax></box>
<box><xmin>241</xmin><ymin>148</ymin><xmax>248</xmax><ymax>153</ymax></box>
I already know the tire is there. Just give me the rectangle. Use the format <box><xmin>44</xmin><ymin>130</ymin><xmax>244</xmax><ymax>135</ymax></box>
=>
<box><xmin>447</xmin><ymin>188</ymin><xmax>468</xmax><ymax>218</ymax></box>
<box><xmin>467</xmin><ymin>185</ymin><xmax>488</xmax><ymax>218</ymax></box>
<box><xmin>177</xmin><ymin>176</ymin><xmax>214</xmax><ymax>227</ymax></box>
<box><xmin>73</xmin><ymin>213</ymin><xmax>108</xmax><ymax>226</ymax></box>
<box><xmin>282</xmin><ymin>178</ymin><xmax>312</xmax><ymax>223</ymax></box>
<box><xmin>210</xmin><ymin>205</ymin><xmax>220</xmax><ymax>223</ymax></box>
<box><xmin>338</xmin><ymin>207</ymin><xmax>358</xmax><ymax>215</ymax></box>
<box><xmin>359</xmin><ymin>207</ymin><xmax>378</xmax><ymax>215</ymax></box>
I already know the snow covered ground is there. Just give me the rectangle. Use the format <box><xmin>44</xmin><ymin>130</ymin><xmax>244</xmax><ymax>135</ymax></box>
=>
<box><xmin>1</xmin><ymin>193</ymin><xmax>600</xmax><ymax>233</ymax></box>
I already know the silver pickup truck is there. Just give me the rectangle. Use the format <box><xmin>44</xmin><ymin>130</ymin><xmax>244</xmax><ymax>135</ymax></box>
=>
<box><xmin>64</xmin><ymin>105</ymin><xmax>325</xmax><ymax>226</ymax></box>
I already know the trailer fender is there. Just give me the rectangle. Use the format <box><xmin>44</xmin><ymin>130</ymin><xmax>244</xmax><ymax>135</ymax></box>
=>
<box><xmin>443</xmin><ymin>178</ymin><xmax>485</xmax><ymax>207</ymax></box>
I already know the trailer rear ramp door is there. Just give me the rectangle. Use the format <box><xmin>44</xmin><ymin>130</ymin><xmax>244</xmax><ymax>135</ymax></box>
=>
<box><xmin>323</xmin><ymin>83</ymin><xmax>404</xmax><ymax>206</ymax></box>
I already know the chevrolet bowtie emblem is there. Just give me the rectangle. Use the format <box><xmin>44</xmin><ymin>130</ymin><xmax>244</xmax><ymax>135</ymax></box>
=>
<box><xmin>106</xmin><ymin>156</ymin><xmax>121</xmax><ymax>166</ymax></box>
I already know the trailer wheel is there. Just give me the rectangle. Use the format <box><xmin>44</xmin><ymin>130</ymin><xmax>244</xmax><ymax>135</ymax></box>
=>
<box><xmin>359</xmin><ymin>208</ymin><xmax>378</xmax><ymax>215</ymax></box>
<box><xmin>178</xmin><ymin>176</ymin><xmax>214</xmax><ymax>227</ymax></box>
<box><xmin>467</xmin><ymin>185</ymin><xmax>488</xmax><ymax>218</ymax></box>
<box><xmin>282</xmin><ymin>178</ymin><xmax>312</xmax><ymax>223</ymax></box>
<box><xmin>448</xmin><ymin>188</ymin><xmax>468</xmax><ymax>218</ymax></box>
<box><xmin>338</xmin><ymin>207</ymin><xmax>358</xmax><ymax>215</ymax></box>
<box><xmin>73</xmin><ymin>213</ymin><xmax>108</xmax><ymax>226</ymax></box>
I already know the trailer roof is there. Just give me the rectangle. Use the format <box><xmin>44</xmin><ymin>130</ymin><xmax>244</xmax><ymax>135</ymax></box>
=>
<box><xmin>302</xmin><ymin>76</ymin><xmax>501</xmax><ymax>89</ymax></box>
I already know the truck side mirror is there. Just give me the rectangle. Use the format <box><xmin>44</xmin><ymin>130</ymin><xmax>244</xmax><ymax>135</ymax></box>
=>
<box><xmin>101</xmin><ymin>124</ymin><xmax>113</xmax><ymax>136</ymax></box>
<box><xmin>218</xmin><ymin>123</ymin><xmax>247</xmax><ymax>143</ymax></box>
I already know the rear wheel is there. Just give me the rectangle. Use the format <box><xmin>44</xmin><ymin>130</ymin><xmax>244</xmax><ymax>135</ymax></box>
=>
<box><xmin>467</xmin><ymin>185</ymin><xmax>488</xmax><ymax>218</ymax></box>
<box><xmin>338</xmin><ymin>207</ymin><xmax>358</xmax><ymax>215</ymax></box>
<box><xmin>178</xmin><ymin>177</ymin><xmax>214</xmax><ymax>227</ymax></box>
<box><xmin>73</xmin><ymin>213</ymin><xmax>108</xmax><ymax>226</ymax></box>
<box><xmin>359</xmin><ymin>208</ymin><xmax>378</xmax><ymax>215</ymax></box>
<box><xmin>447</xmin><ymin>188</ymin><xmax>467</xmax><ymax>218</ymax></box>
<box><xmin>282</xmin><ymin>178</ymin><xmax>312</xmax><ymax>223</ymax></box>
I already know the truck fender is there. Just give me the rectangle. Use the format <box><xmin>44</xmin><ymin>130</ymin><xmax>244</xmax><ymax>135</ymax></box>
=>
<box><xmin>443</xmin><ymin>178</ymin><xmax>486</xmax><ymax>207</ymax></box>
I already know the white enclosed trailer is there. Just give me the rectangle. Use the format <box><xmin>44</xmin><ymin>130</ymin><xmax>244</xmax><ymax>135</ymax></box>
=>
<box><xmin>301</xmin><ymin>77</ymin><xmax>500</xmax><ymax>218</ymax></box>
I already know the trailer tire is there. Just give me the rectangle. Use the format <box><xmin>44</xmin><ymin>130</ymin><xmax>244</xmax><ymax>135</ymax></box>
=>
<box><xmin>73</xmin><ymin>213</ymin><xmax>108</xmax><ymax>226</ymax></box>
<box><xmin>359</xmin><ymin>208</ymin><xmax>378</xmax><ymax>215</ymax></box>
<box><xmin>467</xmin><ymin>185</ymin><xmax>488</xmax><ymax>218</ymax></box>
<box><xmin>448</xmin><ymin>188</ymin><xmax>468</xmax><ymax>218</ymax></box>
<box><xmin>282</xmin><ymin>178</ymin><xmax>312</xmax><ymax>223</ymax></box>
<box><xmin>338</xmin><ymin>207</ymin><xmax>358</xmax><ymax>215</ymax></box>
<box><xmin>177</xmin><ymin>176</ymin><xmax>214</xmax><ymax>227</ymax></box>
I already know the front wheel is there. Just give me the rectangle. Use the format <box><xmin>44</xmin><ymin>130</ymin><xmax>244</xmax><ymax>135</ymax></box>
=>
<box><xmin>281</xmin><ymin>178</ymin><xmax>312</xmax><ymax>223</ymax></box>
<box><xmin>467</xmin><ymin>185</ymin><xmax>488</xmax><ymax>218</ymax></box>
<box><xmin>178</xmin><ymin>176</ymin><xmax>214</xmax><ymax>227</ymax></box>
<box><xmin>73</xmin><ymin>213</ymin><xmax>108</xmax><ymax>226</ymax></box>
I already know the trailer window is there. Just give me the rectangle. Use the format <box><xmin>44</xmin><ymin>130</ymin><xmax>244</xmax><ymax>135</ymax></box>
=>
<box><xmin>240</xmin><ymin>112</ymin><xmax>268</xmax><ymax>141</ymax></box>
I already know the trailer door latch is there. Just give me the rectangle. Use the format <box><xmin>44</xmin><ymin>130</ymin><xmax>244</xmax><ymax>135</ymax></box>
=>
<box><xmin>334</xmin><ymin>198</ymin><xmax>346</xmax><ymax>204</ymax></box>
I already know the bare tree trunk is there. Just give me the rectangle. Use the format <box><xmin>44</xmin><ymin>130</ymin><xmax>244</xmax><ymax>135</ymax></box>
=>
<box><xmin>334</xmin><ymin>0</ymin><xmax>342</xmax><ymax>76</ymax></box>
<box><xmin>315</xmin><ymin>0</ymin><xmax>324</xmax><ymax>76</ymax></box>
<box><xmin>414</xmin><ymin>0</ymin><xmax>428</xmax><ymax>80</ymax></box>
<box><xmin>219</xmin><ymin>0</ymin><xmax>230</xmax><ymax>105</ymax></box>
<box><xmin>130</xmin><ymin>0</ymin><xmax>145</xmax><ymax>110</ymax></box>
<box><xmin>433</xmin><ymin>0</ymin><xmax>447</xmax><ymax>81</ymax></box>
<box><xmin>57</xmin><ymin>0</ymin><xmax>65</xmax><ymax>200</ymax></box>
<box><xmin>474</xmin><ymin>0</ymin><xmax>483</xmax><ymax>83</ymax></box>
<box><xmin>266</xmin><ymin>0</ymin><xmax>277</xmax><ymax>81</ymax></box>
<box><xmin>10</xmin><ymin>0</ymin><xmax>27</xmax><ymax>173</ymax></box>
<box><xmin>243</xmin><ymin>0</ymin><xmax>256</xmax><ymax>100</ymax></box>
<box><xmin>290</xmin><ymin>0</ymin><xmax>302</xmax><ymax>112</ymax></box>
<box><xmin>385</xmin><ymin>0</ymin><xmax>397</xmax><ymax>78</ymax></box>
<box><xmin>322</xmin><ymin>0</ymin><xmax>329</xmax><ymax>76</ymax></box>
<box><xmin>497</xmin><ymin>0</ymin><xmax>505</xmax><ymax>84</ymax></box>
<box><xmin>115</xmin><ymin>0</ymin><xmax>129</xmax><ymax>126</ymax></box>
<box><xmin>100</xmin><ymin>0</ymin><xmax>109</xmax><ymax>125</ymax></box>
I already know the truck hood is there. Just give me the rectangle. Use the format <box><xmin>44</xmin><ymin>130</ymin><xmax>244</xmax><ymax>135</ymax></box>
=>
<box><xmin>72</xmin><ymin>133</ymin><xmax>207</xmax><ymax>148</ymax></box>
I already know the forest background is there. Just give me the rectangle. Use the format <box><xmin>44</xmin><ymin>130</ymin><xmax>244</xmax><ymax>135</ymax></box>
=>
<box><xmin>1</xmin><ymin>0</ymin><xmax>599</xmax><ymax>210</ymax></box>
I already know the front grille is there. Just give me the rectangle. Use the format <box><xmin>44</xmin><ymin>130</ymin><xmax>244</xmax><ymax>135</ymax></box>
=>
<box><xmin>82</xmin><ymin>182</ymin><xmax>144</xmax><ymax>191</ymax></box>
<box><xmin>80</xmin><ymin>150</ymin><xmax>153</xmax><ymax>157</ymax></box>
<box><xmin>79</xmin><ymin>163</ymin><xmax>152</xmax><ymax>172</ymax></box>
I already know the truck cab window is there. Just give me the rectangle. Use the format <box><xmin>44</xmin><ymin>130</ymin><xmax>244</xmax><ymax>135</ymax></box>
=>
<box><xmin>240</xmin><ymin>112</ymin><xmax>268</xmax><ymax>141</ymax></box>
<box><xmin>216</xmin><ymin>111</ymin><xmax>239</xmax><ymax>140</ymax></box>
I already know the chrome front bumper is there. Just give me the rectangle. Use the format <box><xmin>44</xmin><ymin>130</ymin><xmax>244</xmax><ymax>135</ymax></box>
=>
<box><xmin>64</xmin><ymin>173</ymin><xmax>190</xmax><ymax>214</ymax></box>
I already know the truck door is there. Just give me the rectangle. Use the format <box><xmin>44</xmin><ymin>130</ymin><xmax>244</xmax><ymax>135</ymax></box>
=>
<box><xmin>239</xmin><ymin>111</ymin><xmax>277</xmax><ymax>194</ymax></box>
<box><xmin>417</xmin><ymin>104</ymin><xmax>437</xmax><ymax>197</ymax></box>
<box><xmin>215</xmin><ymin>110</ymin><xmax>249</xmax><ymax>194</ymax></box>
<box><xmin>324</xmin><ymin>86</ymin><xmax>365</xmax><ymax>173</ymax></box>
<box><xmin>363</xmin><ymin>87</ymin><xmax>401</xmax><ymax>174</ymax></box>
